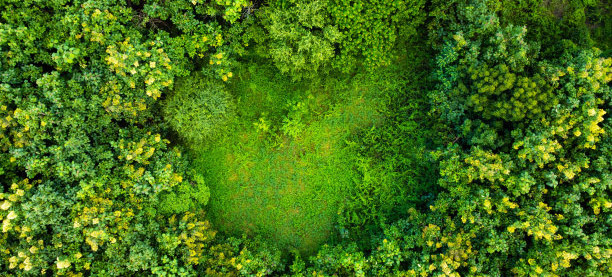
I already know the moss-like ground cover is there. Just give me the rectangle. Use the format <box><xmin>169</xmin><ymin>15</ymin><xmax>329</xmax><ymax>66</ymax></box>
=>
<box><xmin>194</xmin><ymin>64</ymin><xmax>385</xmax><ymax>254</ymax></box>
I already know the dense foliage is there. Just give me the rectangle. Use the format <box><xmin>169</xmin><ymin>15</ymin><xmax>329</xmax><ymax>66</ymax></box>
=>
<box><xmin>0</xmin><ymin>0</ymin><xmax>610</xmax><ymax>275</ymax></box>
<box><xmin>253</xmin><ymin>0</ymin><xmax>426</xmax><ymax>79</ymax></box>
<box><xmin>164</xmin><ymin>72</ymin><xmax>235</xmax><ymax>147</ymax></box>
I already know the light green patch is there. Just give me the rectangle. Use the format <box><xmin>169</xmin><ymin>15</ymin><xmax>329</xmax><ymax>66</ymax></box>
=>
<box><xmin>194</xmin><ymin>66</ymin><xmax>385</xmax><ymax>254</ymax></box>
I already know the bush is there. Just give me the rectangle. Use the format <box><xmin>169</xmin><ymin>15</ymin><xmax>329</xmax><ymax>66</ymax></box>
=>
<box><xmin>255</xmin><ymin>0</ymin><xmax>426</xmax><ymax>79</ymax></box>
<box><xmin>425</xmin><ymin>1</ymin><xmax>612</xmax><ymax>274</ymax></box>
<box><xmin>163</xmin><ymin>72</ymin><xmax>235</xmax><ymax>147</ymax></box>
<box><xmin>255</xmin><ymin>0</ymin><xmax>341</xmax><ymax>80</ymax></box>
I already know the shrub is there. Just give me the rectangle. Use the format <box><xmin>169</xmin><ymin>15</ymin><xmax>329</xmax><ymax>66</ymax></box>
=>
<box><xmin>163</xmin><ymin>72</ymin><xmax>235</xmax><ymax>147</ymax></box>
<box><xmin>255</xmin><ymin>0</ymin><xmax>341</xmax><ymax>80</ymax></box>
<box><xmin>424</xmin><ymin>1</ymin><xmax>612</xmax><ymax>274</ymax></box>
<box><xmin>327</xmin><ymin>0</ymin><xmax>426</xmax><ymax>72</ymax></box>
<box><xmin>255</xmin><ymin>0</ymin><xmax>426</xmax><ymax>79</ymax></box>
<box><xmin>0</xmin><ymin>0</ymin><xmax>266</xmax><ymax>275</ymax></box>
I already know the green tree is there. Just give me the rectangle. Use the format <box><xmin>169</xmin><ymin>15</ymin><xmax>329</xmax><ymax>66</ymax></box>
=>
<box><xmin>0</xmin><ymin>0</ymin><xmax>276</xmax><ymax>275</ymax></box>
<box><xmin>255</xmin><ymin>0</ymin><xmax>426</xmax><ymax>79</ymax></box>
<box><xmin>425</xmin><ymin>0</ymin><xmax>612</xmax><ymax>274</ymax></box>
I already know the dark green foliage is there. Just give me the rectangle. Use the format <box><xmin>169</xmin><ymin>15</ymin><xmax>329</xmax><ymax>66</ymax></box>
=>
<box><xmin>498</xmin><ymin>0</ymin><xmax>609</xmax><ymax>57</ymax></box>
<box><xmin>428</xmin><ymin>0</ymin><xmax>611</xmax><ymax>57</ymax></box>
<box><xmin>327</xmin><ymin>0</ymin><xmax>426</xmax><ymax>71</ymax></box>
<box><xmin>255</xmin><ymin>0</ymin><xmax>426</xmax><ymax>79</ymax></box>
<box><xmin>422</xmin><ymin>1</ymin><xmax>612</xmax><ymax>275</ymax></box>
<box><xmin>255</xmin><ymin>0</ymin><xmax>341</xmax><ymax>80</ymax></box>
<box><xmin>585</xmin><ymin>0</ymin><xmax>612</xmax><ymax>52</ymax></box>
<box><xmin>1</xmin><ymin>0</ymin><xmax>610</xmax><ymax>275</ymax></box>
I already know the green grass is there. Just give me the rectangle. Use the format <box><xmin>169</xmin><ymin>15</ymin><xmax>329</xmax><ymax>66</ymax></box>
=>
<box><xmin>193</xmin><ymin>63</ymin><xmax>385</xmax><ymax>254</ymax></box>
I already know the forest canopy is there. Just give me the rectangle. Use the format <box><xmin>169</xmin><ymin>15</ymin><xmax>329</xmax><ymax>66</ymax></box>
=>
<box><xmin>0</xmin><ymin>0</ymin><xmax>610</xmax><ymax>275</ymax></box>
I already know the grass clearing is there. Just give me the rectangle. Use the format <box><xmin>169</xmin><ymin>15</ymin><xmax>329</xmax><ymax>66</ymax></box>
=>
<box><xmin>193</xmin><ymin>63</ymin><xmax>385</xmax><ymax>254</ymax></box>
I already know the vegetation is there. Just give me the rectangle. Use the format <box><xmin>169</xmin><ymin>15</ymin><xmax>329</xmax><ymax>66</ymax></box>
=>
<box><xmin>0</xmin><ymin>0</ymin><xmax>610</xmax><ymax>275</ymax></box>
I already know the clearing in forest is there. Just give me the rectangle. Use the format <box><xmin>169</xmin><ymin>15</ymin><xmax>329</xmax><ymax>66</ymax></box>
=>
<box><xmin>194</xmin><ymin>65</ymin><xmax>385</xmax><ymax>254</ymax></box>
